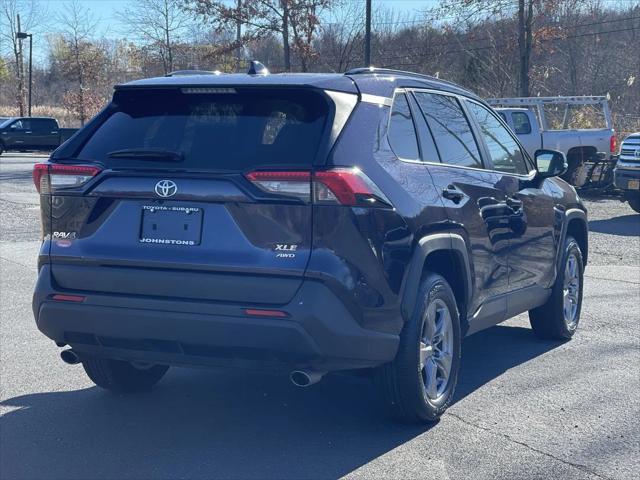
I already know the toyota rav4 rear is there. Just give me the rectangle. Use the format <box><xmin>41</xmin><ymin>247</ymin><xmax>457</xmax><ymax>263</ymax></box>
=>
<box><xmin>32</xmin><ymin>74</ymin><xmax>399</xmax><ymax>391</ymax></box>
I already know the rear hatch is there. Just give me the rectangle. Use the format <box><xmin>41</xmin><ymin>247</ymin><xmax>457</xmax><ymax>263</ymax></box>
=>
<box><xmin>42</xmin><ymin>86</ymin><xmax>336</xmax><ymax>305</ymax></box>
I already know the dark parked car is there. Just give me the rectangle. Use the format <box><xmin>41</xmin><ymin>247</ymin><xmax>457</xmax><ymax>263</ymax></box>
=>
<box><xmin>0</xmin><ymin>117</ymin><xmax>78</xmax><ymax>155</ymax></box>
<box><xmin>32</xmin><ymin>65</ymin><xmax>588</xmax><ymax>423</ymax></box>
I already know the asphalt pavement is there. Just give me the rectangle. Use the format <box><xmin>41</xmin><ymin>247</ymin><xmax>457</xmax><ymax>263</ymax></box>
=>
<box><xmin>1</xmin><ymin>153</ymin><xmax>638</xmax><ymax>480</ymax></box>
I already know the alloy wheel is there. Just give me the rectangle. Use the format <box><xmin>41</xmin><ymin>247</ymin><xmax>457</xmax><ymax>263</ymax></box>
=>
<box><xmin>563</xmin><ymin>252</ymin><xmax>580</xmax><ymax>329</ymax></box>
<box><xmin>420</xmin><ymin>298</ymin><xmax>454</xmax><ymax>401</ymax></box>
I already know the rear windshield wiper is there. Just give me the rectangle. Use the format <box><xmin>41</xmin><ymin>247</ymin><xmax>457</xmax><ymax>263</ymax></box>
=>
<box><xmin>107</xmin><ymin>148</ymin><xmax>184</xmax><ymax>162</ymax></box>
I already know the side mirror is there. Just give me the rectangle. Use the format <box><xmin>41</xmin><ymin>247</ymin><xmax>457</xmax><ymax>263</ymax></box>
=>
<box><xmin>535</xmin><ymin>149</ymin><xmax>567</xmax><ymax>178</ymax></box>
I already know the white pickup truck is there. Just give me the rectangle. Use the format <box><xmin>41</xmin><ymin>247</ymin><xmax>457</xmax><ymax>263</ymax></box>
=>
<box><xmin>487</xmin><ymin>96</ymin><xmax>616</xmax><ymax>187</ymax></box>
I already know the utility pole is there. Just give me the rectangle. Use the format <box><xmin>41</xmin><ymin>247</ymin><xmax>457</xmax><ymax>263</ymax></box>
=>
<box><xmin>364</xmin><ymin>0</ymin><xmax>372</xmax><ymax>66</ymax></box>
<box><xmin>16</xmin><ymin>14</ymin><xmax>25</xmax><ymax>116</ymax></box>
<box><xmin>17</xmin><ymin>31</ymin><xmax>33</xmax><ymax>116</ymax></box>
<box><xmin>236</xmin><ymin>0</ymin><xmax>242</xmax><ymax>72</ymax></box>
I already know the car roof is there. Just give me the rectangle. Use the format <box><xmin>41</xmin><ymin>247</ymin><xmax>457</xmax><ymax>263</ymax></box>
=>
<box><xmin>117</xmin><ymin>73</ymin><xmax>359</xmax><ymax>94</ymax></box>
<box><xmin>115</xmin><ymin>68</ymin><xmax>481</xmax><ymax>102</ymax></box>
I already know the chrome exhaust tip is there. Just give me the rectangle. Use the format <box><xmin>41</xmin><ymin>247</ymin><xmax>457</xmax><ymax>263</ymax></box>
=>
<box><xmin>290</xmin><ymin>370</ymin><xmax>325</xmax><ymax>387</ymax></box>
<box><xmin>60</xmin><ymin>349</ymin><xmax>80</xmax><ymax>365</ymax></box>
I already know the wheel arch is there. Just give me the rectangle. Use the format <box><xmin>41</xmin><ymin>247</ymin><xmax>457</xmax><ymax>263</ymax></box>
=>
<box><xmin>566</xmin><ymin>211</ymin><xmax>588</xmax><ymax>266</ymax></box>
<box><xmin>401</xmin><ymin>233</ymin><xmax>472</xmax><ymax>330</ymax></box>
<box><xmin>566</xmin><ymin>145</ymin><xmax>598</xmax><ymax>162</ymax></box>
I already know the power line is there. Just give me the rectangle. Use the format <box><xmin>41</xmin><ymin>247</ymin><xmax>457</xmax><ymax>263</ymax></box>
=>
<box><xmin>367</xmin><ymin>15</ymin><xmax>640</xmax><ymax>57</ymax></box>
<box><xmin>372</xmin><ymin>25</ymin><xmax>638</xmax><ymax>67</ymax></box>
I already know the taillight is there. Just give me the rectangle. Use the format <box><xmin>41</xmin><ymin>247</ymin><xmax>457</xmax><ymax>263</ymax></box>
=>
<box><xmin>33</xmin><ymin>163</ymin><xmax>101</xmax><ymax>193</ymax></box>
<box><xmin>246</xmin><ymin>168</ymin><xmax>390</xmax><ymax>207</ymax></box>
<box><xmin>245</xmin><ymin>171</ymin><xmax>311</xmax><ymax>202</ymax></box>
<box><xmin>610</xmin><ymin>135</ymin><xmax>617</xmax><ymax>154</ymax></box>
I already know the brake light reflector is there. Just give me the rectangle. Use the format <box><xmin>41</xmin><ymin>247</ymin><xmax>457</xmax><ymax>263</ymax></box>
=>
<box><xmin>33</xmin><ymin>164</ymin><xmax>101</xmax><ymax>193</ymax></box>
<box><xmin>51</xmin><ymin>294</ymin><xmax>86</xmax><ymax>302</ymax></box>
<box><xmin>246</xmin><ymin>168</ymin><xmax>390</xmax><ymax>207</ymax></box>
<box><xmin>244</xmin><ymin>308</ymin><xmax>289</xmax><ymax>318</ymax></box>
<box><xmin>610</xmin><ymin>135</ymin><xmax>617</xmax><ymax>153</ymax></box>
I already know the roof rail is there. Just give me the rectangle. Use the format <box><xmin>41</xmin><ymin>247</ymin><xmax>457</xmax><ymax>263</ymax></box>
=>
<box><xmin>344</xmin><ymin>67</ymin><xmax>459</xmax><ymax>87</ymax></box>
<box><xmin>165</xmin><ymin>70</ymin><xmax>222</xmax><ymax>77</ymax></box>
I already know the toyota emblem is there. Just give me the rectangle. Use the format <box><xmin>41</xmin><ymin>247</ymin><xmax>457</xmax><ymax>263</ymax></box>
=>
<box><xmin>155</xmin><ymin>180</ymin><xmax>178</xmax><ymax>198</ymax></box>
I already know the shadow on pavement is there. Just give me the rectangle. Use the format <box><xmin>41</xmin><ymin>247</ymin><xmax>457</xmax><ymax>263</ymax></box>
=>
<box><xmin>0</xmin><ymin>325</ymin><xmax>561</xmax><ymax>479</ymax></box>
<box><xmin>588</xmin><ymin>214</ymin><xmax>640</xmax><ymax>237</ymax></box>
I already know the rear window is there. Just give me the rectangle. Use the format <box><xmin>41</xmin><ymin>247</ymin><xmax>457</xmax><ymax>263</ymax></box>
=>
<box><xmin>511</xmin><ymin>112</ymin><xmax>531</xmax><ymax>134</ymax></box>
<box><xmin>76</xmin><ymin>88</ymin><xmax>329</xmax><ymax>171</ymax></box>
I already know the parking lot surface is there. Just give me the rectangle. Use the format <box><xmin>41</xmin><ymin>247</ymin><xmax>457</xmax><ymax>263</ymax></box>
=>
<box><xmin>1</xmin><ymin>153</ymin><xmax>638</xmax><ymax>479</ymax></box>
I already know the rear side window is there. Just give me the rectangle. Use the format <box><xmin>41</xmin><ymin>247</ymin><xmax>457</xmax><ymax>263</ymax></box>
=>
<box><xmin>76</xmin><ymin>88</ymin><xmax>329</xmax><ymax>171</ymax></box>
<box><xmin>511</xmin><ymin>112</ymin><xmax>532</xmax><ymax>134</ymax></box>
<box><xmin>388</xmin><ymin>93</ymin><xmax>420</xmax><ymax>161</ymax></box>
<box><xmin>413</xmin><ymin>92</ymin><xmax>482</xmax><ymax>168</ymax></box>
<box><xmin>32</xmin><ymin>119</ymin><xmax>57</xmax><ymax>131</ymax></box>
<box><xmin>467</xmin><ymin>102</ymin><xmax>530</xmax><ymax>175</ymax></box>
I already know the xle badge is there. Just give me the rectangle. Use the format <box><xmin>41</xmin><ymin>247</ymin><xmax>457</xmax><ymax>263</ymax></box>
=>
<box><xmin>274</xmin><ymin>244</ymin><xmax>298</xmax><ymax>258</ymax></box>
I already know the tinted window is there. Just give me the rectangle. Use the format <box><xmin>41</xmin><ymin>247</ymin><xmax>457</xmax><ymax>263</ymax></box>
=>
<box><xmin>512</xmin><ymin>112</ymin><xmax>532</xmax><ymax>134</ymax></box>
<box><xmin>32</xmin><ymin>119</ymin><xmax>57</xmax><ymax>131</ymax></box>
<box><xmin>77</xmin><ymin>88</ymin><xmax>328</xmax><ymax>171</ymax></box>
<box><xmin>10</xmin><ymin>120</ymin><xmax>29</xmax><ymax>130</ymax></box>
<box><xmin>498</xmin><ymin>112</ymin><xmax>507</xmax><ymax>122</ymax></box>
<box><xmin>413</xmin><ymin>93</ymin><xmax>482</xmax><ymax>168</ymax></box>
<box><xmin>467</xmin><ymin>102</ymin><xmax>529</xmax><ymax>175</ymax></box>
<box><xmin>388</xmin><ymin>93</ymin><xmax>420</xmax><ymax>160</ymax></box>
<box><xmin>409</xmin><ymin>94</ymin><xmax>441</xmax><ymax>163</ymax></box>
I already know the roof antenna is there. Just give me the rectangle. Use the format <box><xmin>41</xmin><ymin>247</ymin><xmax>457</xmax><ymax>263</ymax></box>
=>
<box><xmin>248</xmin><ymin>60</ymin><xmax>269</xmax><ymax>75</ymax></box>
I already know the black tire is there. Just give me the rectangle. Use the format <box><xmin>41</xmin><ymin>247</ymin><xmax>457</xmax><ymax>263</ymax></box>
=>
<box><xmin>82</xmin><ymin>356</ymin><xmax>169</xmax><ymax>393</ymax></box>
<box><xmin>627</xmin><ymin>196</ymin><xmax>640</xmax><ymax>214</ymax></box>
<box><xmin>0</xmin><ymin>142</ymin><xmax>4</xmax><ymax>156</ymax></box>
<box><xmin>529</xmin><ymin>236</ymin><xmax>584</xmax><ymax>340</ymax></box>
<box><xmin>376</xmin><ymin>273</ymin><xmax>461</xmax><ymax>423</ymax></box>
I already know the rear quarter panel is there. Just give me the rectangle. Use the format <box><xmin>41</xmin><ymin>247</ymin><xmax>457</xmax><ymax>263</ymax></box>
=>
<box><xmin>307</xmin><ymin>101</ymin><xmax>450</xmax><ymax>335</ymax></box>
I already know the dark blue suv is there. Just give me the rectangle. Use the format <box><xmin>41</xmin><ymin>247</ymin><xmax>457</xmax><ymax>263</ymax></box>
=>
<box><xmin>32</xmin><ymin>65</ymin><xmax>588</xmax><ymax>423</ymax></box>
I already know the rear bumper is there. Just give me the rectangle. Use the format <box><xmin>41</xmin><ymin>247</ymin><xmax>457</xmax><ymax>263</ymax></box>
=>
<box><xmin>614</xmin><ymin>167</ymin><xmax>640</xmax><ymax>194</ymax></box>
<box><xmin>33</xmin><ymin>265</ymin><xmax>398</xmax><ymax>372</ymax></box>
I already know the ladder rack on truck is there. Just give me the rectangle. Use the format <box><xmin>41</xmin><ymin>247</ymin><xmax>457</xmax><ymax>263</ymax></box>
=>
<box><xmin>486</xmin><ymin>96</ymin><xmax>613</xmax><ymax>131</ymax></box>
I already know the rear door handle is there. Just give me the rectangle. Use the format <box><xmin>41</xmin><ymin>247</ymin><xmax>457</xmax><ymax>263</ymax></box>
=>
<box><xmin>442</xmin><ymin>185</ymin><xmax>465</xmax><ymax>203</ymax></box>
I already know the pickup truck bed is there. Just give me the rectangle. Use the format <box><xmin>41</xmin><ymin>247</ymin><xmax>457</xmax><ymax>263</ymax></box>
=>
<box><xmin>489</xmin><ymin>97</ymin><xmax>616</xmax><ymax>187</ymax></box>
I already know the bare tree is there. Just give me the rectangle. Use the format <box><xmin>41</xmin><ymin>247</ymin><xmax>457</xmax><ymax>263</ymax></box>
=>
<box><xmin>116</xmin><ymin>0</ymin><xmax>191</xmax><ymax>75</ymax></box>
<box><xmin>314</xmin><ymin>0</ymin><xmax>364</xmax><ymax>72</ymax></box>
<box><xmin>185</xmin><ymin>0</ymin><xmax>333</xmax><ymax>72</ymax></box>
<box><xmin>435</xmin><ymin>0</ymin><xmax>543</xmax><ymax>96</ymax></box>
<box><xmin>0</xmin><ymin>0</ymin><xmax>44</xmax><ymax>114</ymax></box>
<box><xmin>54</xmin><ymin>0</ymin><xmax>104</xmax><ymax>125</ymax></box>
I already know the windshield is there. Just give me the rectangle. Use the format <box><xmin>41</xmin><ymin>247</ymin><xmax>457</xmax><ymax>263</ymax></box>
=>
<box><xmin>76</xmin><ymin>88</ymin><xmax>329</xmax><ymax>171</ymax></box>
<box><xmin>0</xmin><ymin>118</ymin><xmax>13</xmax><ymax>128</ymax></box>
